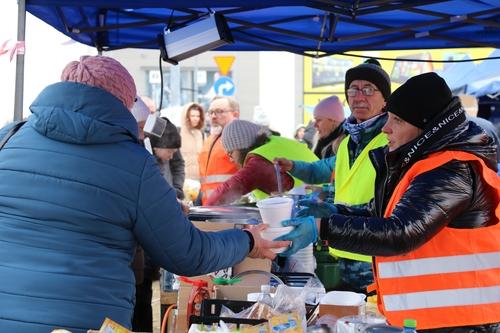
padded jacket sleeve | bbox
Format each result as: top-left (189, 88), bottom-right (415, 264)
top-left (133, 155), bottom-right (250, 276)
top-left (291, 156), bottom-right (335, 184)
top-left (323, 162), bottom-right (473, 256)
top-left (206, 155), bottom-right (294, 205)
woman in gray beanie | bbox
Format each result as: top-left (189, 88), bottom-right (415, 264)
top-left (206, 119), bottom-right (318, 205)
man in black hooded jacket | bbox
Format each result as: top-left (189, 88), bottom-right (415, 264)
top-left (278, 72), bottom-right (500, 333)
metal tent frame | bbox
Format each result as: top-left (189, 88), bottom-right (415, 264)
top-left (13, 0), bottom-right (500, 120)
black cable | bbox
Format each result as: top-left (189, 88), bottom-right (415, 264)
top-left (167, 9), bottom-right (175, 30)
top-left (158, 53), bottom-right (163, 112)
top-left (335, 52), bottom-right (500, 63)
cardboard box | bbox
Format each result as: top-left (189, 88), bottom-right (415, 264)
top-left (318, 303), bottom-right (363, 318)
top-left (173, 220), bottom-right (273, 331)
top-left (213, 284), bottom-right (276, 301)
top-left (192, 220), bottom-right (240, 232)
top-left (160, 290), bottom-right (178, 305)
top-left (233, 257), bottom-right (272, 286)
top-left (192, 220), bottom-right (272, 287)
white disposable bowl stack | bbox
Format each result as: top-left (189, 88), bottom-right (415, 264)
top-left (260, 226), bottom-right (294, 253)
top-left (257, 197), bottom-right (295, 253)
top-left (256, 197), bottom-right (294, 227)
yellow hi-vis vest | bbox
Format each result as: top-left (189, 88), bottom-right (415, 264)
top-left (248, 136), bottom-right (318, 200)
top-left (330, 132), bottom-right (388, 262)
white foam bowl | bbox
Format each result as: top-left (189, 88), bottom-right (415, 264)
top-left (261, 226), bottom-right (294, 253)
top-left (256, 197), bottom-right (294, 227)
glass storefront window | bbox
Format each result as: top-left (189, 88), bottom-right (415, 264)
top-left (148, 68), bottom-right (221, 111)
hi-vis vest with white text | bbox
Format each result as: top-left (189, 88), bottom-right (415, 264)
top-left (198, 134), bottom-right (238, 205)
top-left (249, 136), bottom-right (318, 200)
top-left (374, 150), bottom-right (500, 329)
top-left (330, 132), bottom-right (388, 262)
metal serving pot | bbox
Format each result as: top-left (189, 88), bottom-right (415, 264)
top-left (188, 205), bottom-right (261, 224)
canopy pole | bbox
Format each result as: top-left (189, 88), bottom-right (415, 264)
top-left (14, 0), bottom-right (26, 121)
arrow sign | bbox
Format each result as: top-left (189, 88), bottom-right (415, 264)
top-left (213, 76), bottom-right (235, 96)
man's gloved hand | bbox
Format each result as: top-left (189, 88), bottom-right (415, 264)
top-left (274, 216), bottom-right (318, 256)
top-left (296, 199), bottom-right (338, 218)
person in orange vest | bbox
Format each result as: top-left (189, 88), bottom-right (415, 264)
top-left (198, 96), bottom-right (240, 205)
top-left (277, 72), bottom-right (500, 332)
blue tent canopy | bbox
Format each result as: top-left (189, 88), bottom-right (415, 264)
top-left (25, 0), bottom-right (500, 56)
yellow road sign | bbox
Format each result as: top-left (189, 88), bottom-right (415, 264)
top-left (214, 56), bottom-right (235, 76)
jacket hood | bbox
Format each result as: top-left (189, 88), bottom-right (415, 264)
top-left (387, 97), bottom-right (498, 171)
top-left (29, 82), bottom-right (139, 145)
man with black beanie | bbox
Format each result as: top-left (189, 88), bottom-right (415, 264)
top-left (328, 58), bottom-right (391, 293)
top-left (279, 72), bottom-right (500, 332)
top-left (276, 59), bottom-right (392, 293)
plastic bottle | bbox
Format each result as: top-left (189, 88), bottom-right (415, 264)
top-left (403, 319), bottom-right (417, 333)
top-left (256, 284), bottom-right (273, 307)
top-left (160, 269), bottom-right (175, 291)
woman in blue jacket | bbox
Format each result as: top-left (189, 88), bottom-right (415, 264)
top-left (0, 56), bottom-right (287, 333)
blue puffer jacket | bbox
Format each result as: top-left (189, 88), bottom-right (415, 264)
top-left (0, 82), bottom-right (250, 333)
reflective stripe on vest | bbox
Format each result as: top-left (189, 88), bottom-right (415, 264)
top-left (249, 136), bottom-right (318, 200)
top-left (198, 134), bottom-right (238, 205)
top-left (330, 132), bottom-right (388, 262)
top-left (374, 150), bottom-right (500, 329)
top-left (200, 174), bottom-right (234, 184)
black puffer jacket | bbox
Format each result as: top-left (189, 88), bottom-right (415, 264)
top-left (321, 97), bottom-right (498, 257)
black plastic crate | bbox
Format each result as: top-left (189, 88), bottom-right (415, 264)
top-left (189, 299), bottom-right (266, 328)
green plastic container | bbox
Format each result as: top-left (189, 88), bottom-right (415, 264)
top-left (314, 240), bottom-right (342, 290)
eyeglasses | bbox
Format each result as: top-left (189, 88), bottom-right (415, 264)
top-left (209, 108), bottom-right (231, 116)
top-left (347, 86), bottom-right (379, 97)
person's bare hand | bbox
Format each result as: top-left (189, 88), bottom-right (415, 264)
top-left (245, 224), bottom-right (291, 260)
top-left (274, 158), bottom-right (294, 172)
top-left (177, 198), bottom-right (190, 215)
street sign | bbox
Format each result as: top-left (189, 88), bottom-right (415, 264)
top-left (214, 56), bottom-right (235, 76)
top-left (213, 76), bottom-right (235, 96)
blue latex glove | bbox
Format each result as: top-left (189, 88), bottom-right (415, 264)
top-left (275, 216), bottom-right (318, 256)
top-left (295, 199), bottom-right (338, 218)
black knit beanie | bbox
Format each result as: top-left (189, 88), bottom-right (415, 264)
top-left (345, 58), bottom-right (391, 101)
top-left (147, 117), bottom-right (181, 149)
top-left (386, 72), bottom-right (453, 129)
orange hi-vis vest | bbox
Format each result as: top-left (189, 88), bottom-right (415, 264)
top-left (198, 134), bottom-right (238, 205)
top-left (374, 150), bottom-right (500, 330)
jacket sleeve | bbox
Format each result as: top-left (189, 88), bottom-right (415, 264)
top-left (322, 162), bottom-right (473, 256)
top-left (291, 156), bottom-right (335, 184)
top-left (133, 155), bottom-right (250, 276)
top-left (206, 155), bottom-right (293, 205)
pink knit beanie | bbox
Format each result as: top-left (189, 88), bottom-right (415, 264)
top-left (313, 95), bottom-right (345, 123)
top-left (61, 55), bottom-right (136, 110)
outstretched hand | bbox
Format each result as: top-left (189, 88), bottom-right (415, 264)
top-left (296, 199), bottom-right (338, 218)
top-left (273, 158), bottom-right (294, 172)
top-left (274, 216), bottom-right (318, 256)
top-left (246, 224), bottom-right (291, 260)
